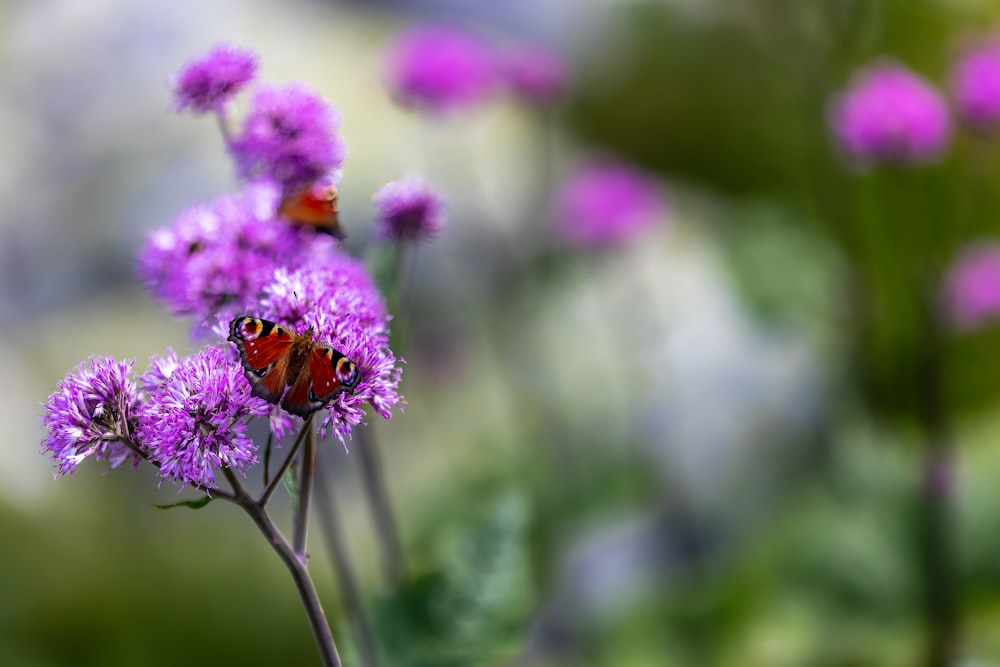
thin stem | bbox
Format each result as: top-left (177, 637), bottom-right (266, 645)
top-left (222, 467), bottom-right (343, 667)
top-left (293, 422), bottom-right (318, 563)
top-left (259, 420), bottom-right (311, 507)
top-left (315, 468), bottom-right (383, 667)
top-left (214, 103), bottom-right (234, 151)
top-left (356, 425), bottom-right (406, 585)
top-left (118, 436), bottom-right (237, 503)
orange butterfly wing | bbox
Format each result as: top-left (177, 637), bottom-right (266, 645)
top-left (278, 185), bottom-right (346, 240)
top-left (228, 317), bottom-right (299, 404)
top-left (281, 345), bottom-right (360, 417)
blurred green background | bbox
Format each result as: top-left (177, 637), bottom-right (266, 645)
top-left (8, 0), bottom-right (1000, 665)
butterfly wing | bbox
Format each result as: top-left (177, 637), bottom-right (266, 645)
top-left (278, 185), bottom-right (346, 240)
top-left (228, 317), bottom-right (299, 404)
top-left (281, 343), bottom-right (360, 417)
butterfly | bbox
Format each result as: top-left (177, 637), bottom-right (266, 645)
top-left (277, 183), bottom-right (346, 240)
top-left (228, 316), bottom-right (360, 417)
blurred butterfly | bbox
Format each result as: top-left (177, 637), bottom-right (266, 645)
top-left (228, 316), bottom-right (359, 417)
top-left (277, 183), bottom-right (346, 240)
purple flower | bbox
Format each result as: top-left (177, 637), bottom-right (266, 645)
top-left (172, 44), bottom-right (259, 114)
top-left (41, 357), bottom-right (141, 476)
top-left (951, 39), bottom-right (1000, 132)
top-left (551, 160), bottom-right (668, 247)
top-left (384, 25), bottom-right (499, 113)
top-left (372, 178), bottom-right (447, 242)
top-left (138, 185), bottom-right (337, 321)
top-left (252, 255), bottom-right (403, 443)
top-left (503, 45), bottom-right (570, 105)
top-left (231, 83), bottom-right (348, 193)
top-left (135, 346), bottom-right (269, 489)
top-left (829, 60), bottom-right (951, 165)
top-left (943, 241), bottom-right (1000, 330)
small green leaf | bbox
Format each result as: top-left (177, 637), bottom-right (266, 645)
top-left (283, 464), bottom-right (300, 514)
top-left (152, 496), bottom-right (215, 511)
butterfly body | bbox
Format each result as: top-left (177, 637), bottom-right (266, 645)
top-left (278, 184), bottom-right (346, 240)
top-left (228, 316), bottom-right (359, 417)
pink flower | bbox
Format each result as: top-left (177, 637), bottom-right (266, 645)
top-left (172, 44), bottom-right (258, 114)
top-left (951, 38), bottom-right (1000, 132)
top-left (943, 241), bottom-right (1000, 330)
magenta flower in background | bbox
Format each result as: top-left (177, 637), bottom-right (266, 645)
top-left (829, 60), bottom-right (951, 165)
top-left (253, 256), bottom-right (403, 443)
top-left (136, 346), bottom-right (269, 489)
top-left (951, 39), bottom-right (1000, 132)
top-left (231, 83), bottom-right (348, 192)
top-left (503, 45), bottom-right (570, 105)
top-left (372, 178), bottom-right (447, 242)
top-left (552, 160), bottom-right (668, 247)
top-left (172, 44), bottom-right (259, 114)
top-left (384, 25), bottom-right (499, 113)
top-left (943, 241), bottom-right (1000, 330)
top-left (42, 356), bottom-right (141, 476)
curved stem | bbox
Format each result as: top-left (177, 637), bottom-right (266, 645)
top-left (223, 466), bottom-right (343, 667)
top-left (118, 437), bottom-right (237, 503)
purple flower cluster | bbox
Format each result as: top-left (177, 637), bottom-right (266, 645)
top-left (252, 254), bottom-right (403, 443)
top-left (231, 83), bottom-right (349, 193)
top-left (384, 26), bottom-right (570, 112)
top-left (943, 241), bottom-right (1000, 330)
top-left (138, 184), bottom-right (337, 321)
top-left (372, 178), bottom-right (447, 242)
top-left (172, 44), bottom-right (259, 114)
top-left (551, 160), bottom-right (668, 247)
top-left (829, 60), bottom-right (951, 165)
top-left (136, 346), bottom-right (269, 488)
top-left (42, 357), bottom-right (140, 476)
top-left (951, 39), bottom-right (1000, 133)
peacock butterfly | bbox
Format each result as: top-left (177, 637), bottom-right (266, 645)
top-left (228, 316), bottom-right (359, 417)
top-left (277, 183), bottom-right (346, 240)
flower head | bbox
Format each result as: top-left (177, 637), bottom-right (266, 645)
top-left (551, 160), bottom-right (668, 247)
top-left (42, 357), bottom-right (141, 476)
top-left (138, 186), bottom-right (336, 321)
top-left (172, 44), bottom-right (259, 114)
top-left (951, 38), bottom-right (1000, 132)
top-left (829, 60), bottom-right (951, 165)
top-left (372, 178), bottom-right (447, 242)
top-left (253, 255), bottom-right (403, 443)
top-left (135, 346), bottom-right (269, 489)
top-left (503, 46), bottom-right (570, 105)
top-left (231, 83), bottom-right (348, 193)
top-left (384, 25), bottom-right (499, 113)
top-left (943, 241), bottom-right (1000, 330)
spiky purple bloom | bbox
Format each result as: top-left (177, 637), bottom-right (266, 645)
top-left (135, 346), bottom-right (269, 489)
top-left (384, 25), bottom-right (499, 113)
top-left (172, 44), bottom-right (259, 114)
top-left (42, 357), bottom-right (141, 476)
top-left (372, 178), bottom-right (446, 242)
top-left (943, 241), bottom-right (1000, 330)
top-left (138, 185), bottom-right (337, 321)
top-left (951, 39), bottom-right (1000, 133)
top-left (829, 60), bottom-right (951, 165)
top-left (230, 83), bottom-right (348, 193)
top-left (251, 254), bottom-right (403, 443)
top-left (551, 160), bottom-right (668, 247)
top-left (503, 46), bottom-right (570, 105)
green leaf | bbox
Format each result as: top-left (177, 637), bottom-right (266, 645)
top-left (152, 496), bottom-right (215, 511)
top-left (283, 464), bottom-right (300, 514)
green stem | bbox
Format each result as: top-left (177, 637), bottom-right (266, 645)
top-left (259, 419), bottom-right (311, 507)
top-left (355, 425), bottom-right (406, 585)
top-left (293, 423), bottom-right (317, 563)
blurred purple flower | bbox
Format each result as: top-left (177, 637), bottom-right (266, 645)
top-left (172, 44), bottom-right (259, 114)
top-left (136, 346), bottom-right (269, 489)
top-left (951, 39), bottom-right (1000, 132)
top-left (943, 241), bottom-right (1000, 330)
top-left (384, 25), bottom-right (499, 113)
top-left (231, 83), bottom-right (348, 192)
top-left (551, 160), bottom-right (668, 247)
top-left (503, 46), bottom-right (570, 105)
top-left (253, 255), bottom-right (403, 443)
top-left (138, 186), bottom-right (337, 321)
top-left (42, 357), bottom-right (141, 476)
top-left (829, 60), bottom-right (951, 165)
top-left (372, 178), bottom-right (446, 242)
